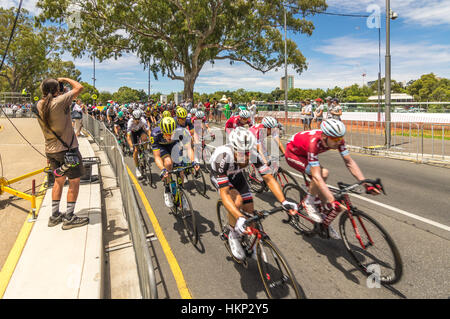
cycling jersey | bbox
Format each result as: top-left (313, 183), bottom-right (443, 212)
top-left (175, 117), bottom-right (194, 131)
top-left (150, 126), bottom-right (192, 162)
top-left (285, 129), bottom-right (349, 175)
top-left (210, 145), bottom-right (271, 204)
top-left (225, 115), bottom-right (252, 131)
top-left (190, 116), bottom-right (209, 125)
top-left (249, 123), bottom-right (279, 141)
top-left (114, 118), bottom-right (127, 130)
top-left (127, 117), bottom-right (149, 133)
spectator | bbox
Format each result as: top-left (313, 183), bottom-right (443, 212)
top-left (303, 99), bottom-right (313, 130)
top-left (204, 98), bottom-right (211, 121)
top-left (220, 95), bottom-right (230, 120)
top-left (248, 99), bottom-right (257, 125)
top-left (300, 101), bottom-right (306, 130)
top-left (325, 96), bottom-right (333, 119)
top-left (35, 77), bottom-right (89, 230)
top-left (330, 98), bottom-right (342, 121)
top-left (71, 99), bottom-right (84, 137)
top-left (212, 98), bottom-right (219, 123)
top-left (314, 98), bottom-right (324, 128)
top-left (12, 104), bottom-right (18, 118)
top-left (228, 97), bottom-right (236, 116)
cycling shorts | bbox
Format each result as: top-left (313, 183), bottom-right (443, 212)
top-left (210, 171), bottom-right (253, 205)
top-left (285, 147), bottom-right (312, 176)
top-left (131, 129), bottom-right (147, 146)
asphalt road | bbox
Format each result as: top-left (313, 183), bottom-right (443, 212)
top-left (125, 125), bottom-right (450, 299)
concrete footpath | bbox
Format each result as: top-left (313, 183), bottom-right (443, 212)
top-left (3, 136), bottom-right (103, 299)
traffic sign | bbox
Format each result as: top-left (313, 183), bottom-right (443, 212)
top-left (34, 96), bottom-right (39, 101)
top-left (92, 94), bottom-right (97, 100)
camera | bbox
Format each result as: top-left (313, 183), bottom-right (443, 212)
top-left (59, 81), bottom-right (65, 93)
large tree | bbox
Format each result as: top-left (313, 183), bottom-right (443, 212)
top-left (36, 0), bottom-right (326, 100)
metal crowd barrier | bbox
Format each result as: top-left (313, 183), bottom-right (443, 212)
top-left (251, 113), bottom-right (450, 164)
top-left (83, 115), bottom-right (158, 299)
top-left (0, 107), bottom-right (36, 118)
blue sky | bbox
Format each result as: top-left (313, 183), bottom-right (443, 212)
top-left (3, 0), bottom-right (450, 94)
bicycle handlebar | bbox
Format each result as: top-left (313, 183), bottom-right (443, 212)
top-left (167, 164), bottom-right (196, 175)
top-left (243, 206), bottom-right (285, 227)
top-left (336, 178), bottom-right (386, 198)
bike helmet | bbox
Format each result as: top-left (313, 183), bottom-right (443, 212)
top-left (190, 108), bottom-right (197, 115)
top-left (132, 109), bottom-right (142, 120)
top-left (176, 107), bottom-right (188, 119)
top-left (262, 116), bottom-right (278, 129)
top-left (239, 109), bottom-right (250, 119)
top-left (229, 127), bottom-right (256, 152)
top-left (195, 110), bottom-right (205, 119)
top-left (320, 119), bottom-right (346, 137)
top-left (160, 117), bottom-right (176, 134)
top-left (118, 111), bottom-right (124, 118)
top-left (162, 110), bottom-right (171, 118)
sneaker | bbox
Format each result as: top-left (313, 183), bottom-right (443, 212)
top-left (228, 230), bottom-right (246, 260)
top-left (48, 213), bottom-right (64, 227)
top-left (328, 225), bottom-right (341, 240)
top-left (164, 192), bottom-right (174, 208)
top-left (62, 214), bottom-right (89, 230)
top-left (135, 168), bottom-right (142, 179)
top-left (302, 196), bottom-right (323, 223)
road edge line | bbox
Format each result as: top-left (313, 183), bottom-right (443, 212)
top-left (0, 178), bottom-right (47, 298)
top-left (126, 165), bottom-right (193, 299)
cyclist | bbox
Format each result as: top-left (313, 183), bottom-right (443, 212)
top-left (113, 111), bottom-right (127, 137)
top-left (174, 107), bottom-right (194, 135)
top-left (187, 108), bottom-right (197, 120)
top-left (225, 109), bottom-right (253, 134)
top-left (126, 109), bottom-right (152, 179)
top-left (285, 119), bottom-right (381, 238)
top-left (106, 105), bottom-right (116, 127)
top-left (210, 127), bottom-right (298, 260)
top-left (250, 116), bottom-right (285, 165)
top-left (151, 117), bottom-right (200, 207)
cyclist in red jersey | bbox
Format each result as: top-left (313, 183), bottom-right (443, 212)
top-left (250, 116), bottom-right (285, 165)
top-left (285, 119), bottom-right (381, 236)
top-left (225, 109), bottom-right (252, 134)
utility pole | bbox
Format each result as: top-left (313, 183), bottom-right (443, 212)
top-left (284, 6), bottom-right (288, 126)
top-left (92, 52), bottom-right (96, 90)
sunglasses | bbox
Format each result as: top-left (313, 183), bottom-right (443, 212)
top-left (327, 136), bottom-right (343, 142)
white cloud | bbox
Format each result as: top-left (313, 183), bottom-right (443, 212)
top-left (0, 0), bottom-right (41, 15)
top-left (327, 0), bottom-right (450, 27)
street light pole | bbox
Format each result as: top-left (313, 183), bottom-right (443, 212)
top-left (385, 0), bottom-right (392, 148)
top-left (284, 6), bottom-right (288, 126)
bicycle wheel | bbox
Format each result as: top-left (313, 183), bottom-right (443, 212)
top-left (256, 238), bottom-right (302, 299)
top-left (339, 208), bottom-right (403, 285)
top-left (216, 200), bottom-right (245, 265)
top-left (177, 189), bottom-right (198, 245)
top-left (244, 164), bottom-right (266, 193)
top-left (201, 146), bottom-right (212, 173)
top-left (276, 167), bottom-right (299, 189)
top-left (282, 183), bottom-right (315, 235)
top-left (144, 151), bottom-right (154, 185)
top-left (187, 167), bottom-right (207, 196)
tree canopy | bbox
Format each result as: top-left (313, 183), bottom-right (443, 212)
top-left (36, 0), bottom-right (327, 100)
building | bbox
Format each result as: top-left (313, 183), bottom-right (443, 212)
top-left (368, 93), bottom-right (414, 102)
top-left (280, 75), bottom-right (294, 91)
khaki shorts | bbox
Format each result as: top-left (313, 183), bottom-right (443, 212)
top-left (46, 148), bottom-right (85, 180)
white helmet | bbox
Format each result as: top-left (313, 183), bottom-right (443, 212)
top-left (229, 127), bottom-right (256, 152)
top-left (195, 110), bottom-right (205, 119)
top-left (239, 109), bottom-right (250, 119)
top-left (132, 109), bottom-right (142, 120)
top-left (320, 119), bottom-right (346, 137)
top-left (262, 116), bottom-right (278, 128)
top-left (190, 108), bottom-right (197, 115)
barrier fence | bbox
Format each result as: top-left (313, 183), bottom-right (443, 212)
top-left (82, 115), bottom-right (158, 299)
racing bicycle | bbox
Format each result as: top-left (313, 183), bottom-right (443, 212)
top-left (282, 174), bottom-right (403, 285)
top-left (216, 201), bottom-right (303, 299)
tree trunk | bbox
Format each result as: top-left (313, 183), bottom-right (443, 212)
top-left (183, 74), bottom-right (195, 102)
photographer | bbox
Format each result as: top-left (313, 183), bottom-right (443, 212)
top-left (35, 77), bottom-right (89, 230)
